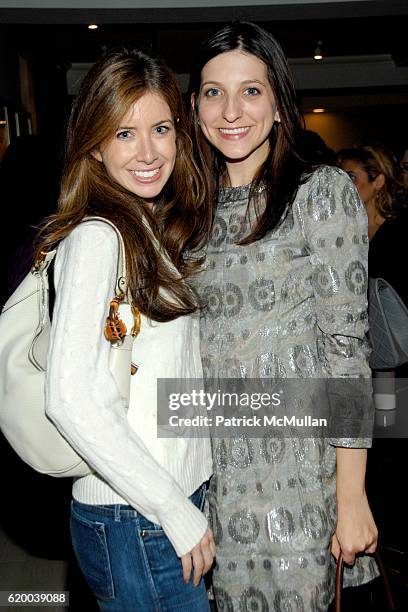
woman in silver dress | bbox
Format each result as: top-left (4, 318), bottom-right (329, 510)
top-left (189, 22), bottom-right (378, 611)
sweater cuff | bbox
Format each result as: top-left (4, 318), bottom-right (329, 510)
top-left (159, 495), bottom-right (208, 557)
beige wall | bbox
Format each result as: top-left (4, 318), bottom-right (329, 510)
top-left (304, 106), bottom-right (407, 154)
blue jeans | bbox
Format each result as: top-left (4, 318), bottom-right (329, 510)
top-left (70, 486), bottom-right (210, 612)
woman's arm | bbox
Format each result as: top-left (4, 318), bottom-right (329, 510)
top-left (332, 447), bottom-right (377, 563)
top-left (298, 166), bottom-right (377, 559)
top-left (46, 221), bottom-right (209, 557)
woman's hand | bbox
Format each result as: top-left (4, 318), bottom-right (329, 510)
top-left (331, 490), bottom-right (378, 565)
top-left (181, 527), bottom-right (216, 585)
top-left (333, 447), bottom-right (378, 565)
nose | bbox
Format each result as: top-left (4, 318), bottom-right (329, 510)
top-left (222, 94), bottom-right (243, 123)
top-left (136, 134), bottom-right (158, 165)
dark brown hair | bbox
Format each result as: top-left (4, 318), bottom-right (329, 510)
top-left (337, 145), bottom-right (406, 219)
top-left (189, 21), bottom-right (312, 245)
top-left (37, 49), bottom-right (211, 321)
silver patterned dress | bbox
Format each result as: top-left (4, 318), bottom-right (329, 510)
top-left (196, 167), bottom-right (378, 611)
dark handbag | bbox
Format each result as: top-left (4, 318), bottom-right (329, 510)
top-left (368, 277), bottom-right (408, 370)
top-left (335, 551), bottom-right (395, 611)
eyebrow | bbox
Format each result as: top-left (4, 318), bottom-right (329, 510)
top-left (201, 79), bottom-right (266, 87)
top-left (117, 118), bottom-right (173, 129)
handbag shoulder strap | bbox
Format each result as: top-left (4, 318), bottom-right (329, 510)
top-left (81, 216), bottom-right (128, 300)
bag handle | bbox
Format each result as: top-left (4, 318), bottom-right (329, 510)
top-left (335, 551), bottom-right (395, 611)
top-left (81, 216), bottom-right (128, 300)
top-left (34, 216), bottom-right (140, 345)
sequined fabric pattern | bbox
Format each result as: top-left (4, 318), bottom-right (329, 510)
top-left (195, 167), bottom-right (377, 611)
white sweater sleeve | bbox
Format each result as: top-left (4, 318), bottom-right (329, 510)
top-left (45, 221), bottom-right (207, 556)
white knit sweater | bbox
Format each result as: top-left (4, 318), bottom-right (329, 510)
top-left (45, 221), bottom-right (212, 557)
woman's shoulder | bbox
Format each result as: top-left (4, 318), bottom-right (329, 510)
top-left (57, 219), bottom-right (120, 275)
top-left (66, 218), bottom-right (119, 242)
top-left (61, 218), bottom-right (119, 255)
top-left (300, 164), bottom-right (350, 191)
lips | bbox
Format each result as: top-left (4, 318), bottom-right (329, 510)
top-left (218, 126), bottom-right (251, 140)
top-left (219, 127), bottom-right (250, 135)
top-left (129, 167), bottom-right (162, 183)
top-left (131, 168), bottom-right (160, 178)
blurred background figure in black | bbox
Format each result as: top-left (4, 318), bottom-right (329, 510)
top-left (0, 134), bottom-right (60, 306)
top-left (296, 128), bottom-right (337, 166)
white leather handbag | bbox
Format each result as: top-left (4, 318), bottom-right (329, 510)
top-left (0, 217), bottom-right (140, 477)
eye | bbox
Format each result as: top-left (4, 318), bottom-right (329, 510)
top-left (204, 87), bottom-right (221, 98)
top-left (347, 172), bottom-right (357, 183)
top-left (154, 125), bottom-right (171, 135)
top-left (116, 130), bottom-right (132, 140)
top-left (244, 87), bottom-right (260, 96)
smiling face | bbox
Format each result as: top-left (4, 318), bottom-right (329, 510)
top-left (196, 50), bottom-right (279, 185)
top-left (94, 91), bottom-right (176, 204)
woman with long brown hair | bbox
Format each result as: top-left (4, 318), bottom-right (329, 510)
top-left (41, 49), bottom-right (215, 611)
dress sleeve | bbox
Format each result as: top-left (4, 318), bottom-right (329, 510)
top-left (295, 166), bottom-right (373, 447)
top-left (45, 221), bottom-right (207, 556)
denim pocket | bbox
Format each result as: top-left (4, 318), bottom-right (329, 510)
top-left (70, 505), bottom-right (115, 601)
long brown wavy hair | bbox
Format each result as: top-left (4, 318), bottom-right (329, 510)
top-left (37, 49), bottom-right (211, 322)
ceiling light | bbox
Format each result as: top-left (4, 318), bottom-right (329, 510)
top-left (313, 41), bottom-right (323, 61)
top-left (312, 108), bottom-right (325, 114)
top-left (0, 120), bottom-right (7, 125)
top-left (88, 24), bottom-right (98, 30)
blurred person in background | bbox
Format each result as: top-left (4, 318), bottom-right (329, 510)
top-left (338, 145), bottom-right (407, 305)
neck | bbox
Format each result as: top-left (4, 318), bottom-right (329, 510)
top-left (224, 139), bottom-right (270, 187)
top-left (225, 159), bottom-right (257, 188)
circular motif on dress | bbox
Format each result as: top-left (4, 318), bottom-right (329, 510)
top-left (214, 587), bottom-right (234, 612)
top-left (228, 435), bottom-right (254, 468)
top-left (209, 504), bottom-right (223, 545)
top-left (248, 279), bottom-right (275, 311)
top-left (239, 587), bottom-right (269, 612)
top-left (255, 352), bottom-right (286, 378)
top-left (265, 507), bottom-right (295, 544)
top-left (345, 260), bottom-right (367, 295)
top-left (226, 213), bottom-right (248, 244)
top-left (288, 345), bottom-right (318, 377)
top-left (203, 286), bottom-right (222, 318)
top-left (311, 582), bottom-right (331, 611)
top-left (224, 283), bottom-right (244, 318)
top-left (307, 187), bottom-right (336, 221)
top-left (341, 183), bottom-right (359, 217)
top-left (274, 590), bottom-right (305, 612)
top-left (210, 216), bottom-right (228, 248)
top-left (313, 264), bottom-right (340, 298)
top-left (299, 504), bottom-right (328, 539)
top-left (228, 510), bottom-right (260, 544)
top-left (260, 432), bottom-right (285, 464)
